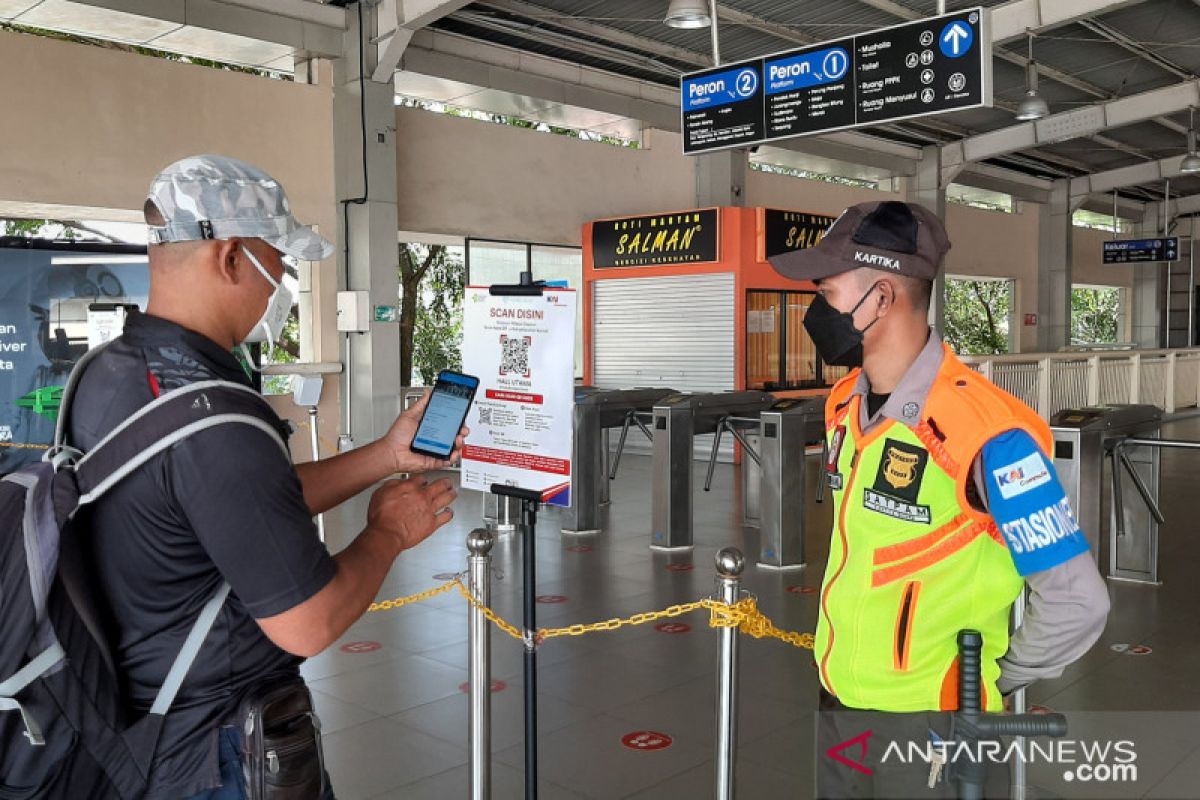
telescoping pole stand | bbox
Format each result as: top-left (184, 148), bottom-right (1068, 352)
top-left (952, 630), bottom-right (1068, 800)
top-left (713, 548), bottom-right (744, 800)
top-left (491, 483), bottom-right (543, 800)
top-left (466, 529), bottom-right (495, 800)
top-left (486, 272), bottom-right (550, 799)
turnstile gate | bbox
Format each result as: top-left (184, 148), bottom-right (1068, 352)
top-left (560, 387), bottom-right (676, 534)
top-left (651, 391), bottom-right (776, 550)
top-left (1050, 405), bottom-right (1164, 584)
top-left (749, 398), bottom-right (826, 570)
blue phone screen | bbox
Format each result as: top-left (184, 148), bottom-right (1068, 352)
top-left (413, 373), bottom-right (477, 455)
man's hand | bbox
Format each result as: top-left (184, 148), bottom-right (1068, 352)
top-left (382, 391), bottom-right (470, 474)
top-left (367, 476), bottom-right (458, 552)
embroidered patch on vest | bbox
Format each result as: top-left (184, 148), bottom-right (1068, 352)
top-left (864, 438), bottom-right (931, 523)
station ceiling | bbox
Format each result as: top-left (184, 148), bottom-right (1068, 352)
top-left (5, 0), bottom-right (1200, 209)
top-left (424, 0), bottom-right (1200, 204)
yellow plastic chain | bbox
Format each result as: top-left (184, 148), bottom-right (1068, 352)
top-left (368, 579), bottom-right (460, 612)
top-left (369, 579), bottom-right (814, 651)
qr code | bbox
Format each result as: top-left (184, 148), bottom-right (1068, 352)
top-left (499, 335), bottom-right (531, 377)
top-left (478, 407), bottom-right (492, 424)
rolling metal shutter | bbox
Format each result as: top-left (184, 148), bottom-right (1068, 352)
top-left (593, 273), bottom-right (736, 461)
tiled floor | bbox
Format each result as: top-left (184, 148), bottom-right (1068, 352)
top-left (306, 417), bottom-right (1200, 799)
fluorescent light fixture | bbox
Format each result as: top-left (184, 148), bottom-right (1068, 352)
top-left (665, 0), bottom-right (711, 29)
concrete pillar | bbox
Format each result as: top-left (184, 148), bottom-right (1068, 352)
top-left (909, 145), bottom-right (952, 337)
top-left (695, 149), bottom-right (747, 207)
top-left (1035, 181), bottom-right (1076, 352)
top-left (333, 7), bottom-right (402, 447)
top-left (1131, 202), bottom-right (1165, 349)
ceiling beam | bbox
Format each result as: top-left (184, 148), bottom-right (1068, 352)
top-left (1170, 192), bottom-right (1200, 216)
top-left (400, 29), bottom-right (682, 129)
top-left (65, 0), bottom-right (345, 56)
top-left (1078, 18), bottom-right (1194, 81)
top-left (1069, 153), bottom-right (1192, 198)
top-left (474, 0), bottom-right (711, 69)
top-left (989, 0), bottom-right (1150, 44)
top-left (374, 0), bottom-right (475, 82)
top-left (853, 0), bottom-right (1149, 43)
top-left (947, 79), bottom-right (1200, 168)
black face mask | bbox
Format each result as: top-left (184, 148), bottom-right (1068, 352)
top-left (803, 283), bottom-right (881, 368)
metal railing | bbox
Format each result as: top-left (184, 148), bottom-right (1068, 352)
top-left (960, 348), bottom-right (1200, 418)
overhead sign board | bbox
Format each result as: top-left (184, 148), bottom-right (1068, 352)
top-left (1102, 238), bottom-right (1179, 264)
top-left (591, 209), bottom-right (719, 268)
top-left (681, 8), bottom-right (990, 154)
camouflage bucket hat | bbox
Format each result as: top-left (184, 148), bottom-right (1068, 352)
top-left (145, 154), bottom-right (334, 261)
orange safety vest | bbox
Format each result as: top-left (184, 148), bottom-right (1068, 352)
top-left (815, 344), bottom-right (1052, 712)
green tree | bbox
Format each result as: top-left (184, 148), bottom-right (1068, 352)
top-left (398, 244), bottom-right (465, 385)
top-left (1071, 287), bottom-right (1121, 345)
top-left (3, 218), bottom-right (116, 242)
top-left (943, 278), bottom-right (1011, 355)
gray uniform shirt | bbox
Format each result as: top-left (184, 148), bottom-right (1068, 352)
top-left (849, 331), bottom-right (1110, 695)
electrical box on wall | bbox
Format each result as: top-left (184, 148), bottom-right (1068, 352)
top-left (337, 291), bottom-right (371, 332)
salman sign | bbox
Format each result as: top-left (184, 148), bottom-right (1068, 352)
top-left (591, 209), bottom-right (719, 268)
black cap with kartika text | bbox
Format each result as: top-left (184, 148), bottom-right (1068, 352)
top-left (767, 200), bottom-right (951, 282)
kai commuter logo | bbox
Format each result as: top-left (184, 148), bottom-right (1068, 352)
top-left (992, 452), bottom-right (1051, 499)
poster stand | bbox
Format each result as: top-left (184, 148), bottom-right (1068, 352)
top-left (488, 272), bottom-right (546, 800)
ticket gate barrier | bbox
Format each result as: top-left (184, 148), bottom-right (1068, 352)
top-left (743, 398), bottom-right (826, 570)
top-left (1050, 405), bottom-right (1164, 584)
top-left (560, 387), bottom-right (677, 534)
top-left (651, 391), bottom-right (776, 549)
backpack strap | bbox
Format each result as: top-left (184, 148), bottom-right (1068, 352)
top-left (72, 380), bottom-right (289, 506)
top-left (0, 642), bottom-right (66, 746)
top-left (50, 340), bottom-right (114, 457)
top-left (150, 582), bottom-right (231, 718)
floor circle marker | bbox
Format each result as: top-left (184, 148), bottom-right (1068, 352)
top-left (621, 731), bottom-right (673, 751)
top-left (537, 594), bottom-right (568, 604)
top-left (460, 679), bottom-right (507, 694)
top-left (340, 641), bottom-right (382, 654)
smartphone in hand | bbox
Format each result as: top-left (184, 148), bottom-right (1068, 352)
top-left (410, 370), bottom-right (480, 459)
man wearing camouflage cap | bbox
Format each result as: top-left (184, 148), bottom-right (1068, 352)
top-left (68, 155), bottom-right (462, 799)
top-left (768, 201), bottom-right (1109, 797)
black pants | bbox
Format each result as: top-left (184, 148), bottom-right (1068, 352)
top-left (816, 690), bottom-right (1011, 800)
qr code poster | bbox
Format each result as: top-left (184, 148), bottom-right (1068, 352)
top-left (499, 335), bottom-right (532, 378)
top-left (461, 287), bottom-right (577, 507)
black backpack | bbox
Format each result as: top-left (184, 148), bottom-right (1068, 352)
top-left (0, 345), bottom-right (289, 799)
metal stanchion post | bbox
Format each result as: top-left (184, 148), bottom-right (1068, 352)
top-left (491, 483), bottom-right (543, 800)
top-left (467, 529), bottom-right (494, 800)
top-left (1011, 591), bottom-right (1027, 800)
top-left (309, 406), bottom-right (325, 543)
top-left (714, 547), bottom-right (744, 800)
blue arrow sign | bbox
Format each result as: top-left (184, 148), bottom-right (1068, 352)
top-left (940, 21), bottom-right (973, 58)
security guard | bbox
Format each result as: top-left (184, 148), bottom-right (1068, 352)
top-left (768, 201), bottom-right (1110, 798)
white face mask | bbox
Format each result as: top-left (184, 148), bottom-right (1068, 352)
top-left (238, 247), bottom-right (296, 374)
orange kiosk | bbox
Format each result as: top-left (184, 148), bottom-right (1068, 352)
top-left (581, 206), bottom-right (847, 397)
